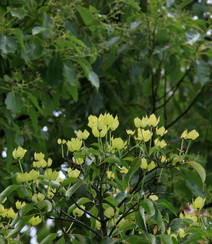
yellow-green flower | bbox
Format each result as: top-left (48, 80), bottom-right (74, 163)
top-left (107, 171), bottom-right (115, 179)
top-left (13, 146), bottom-right (27, 159)
top-left (15, 201), bottom-right (26, 209)
top-left (73, 205), bottom-right (85, 217)
top-left (181, 130), bottom-right (188, 139)
top-left (140, 158), bottom-right (148, 169)
top-left (156, 126), bottom-right (167, 136)
top-left (104, 206), bottom-right (115, 218)
top-left (47, 158), bottom-right (52, 167)
top-left (77, 129), bottom-right (90, 140)
top-left (103, 113), bottom-right (114, 126)
top-left (109, 116), bottom-right (119, 131)
top-left (67, 138), bottom-right (82, 152)
top-left (88, 115), bottom-right (98, 128)
top-left (37, 193), bottom-right (45, 201)
top-left (140, 116), bottom-right (149, 128)
top-left (119, 166), bottom-right (128, 174)
top-left (193, 196), bottom-right (205, 210)
top-left (140, 129), bottom-right (153, 142)
top-left (34, 152), bottom-right (44, 161)
top-left (177, 228), bottom-right (186, 238)
top-left (149, 195), bottom-right (158, 201)
top-left (28, 216), bottom-right (42, 226)
top-left (92, 126), bottom-right (99, 137)
top-left (187, 130), bottom-right (199, 140)
top-left (134, 117), bottom-right (142, 128)
top-left (148, 161), bottom-right (155, 171)
top-left (68, 168), bottom-right (80, 178)
top-left (29, 169), bottom-right (39, 181)
top-left (7, 208), bottom-right (16, 219)
top-left (126, 130), bottom-right (135, 135)
top-left (112, 138), bottom-right (124, 150)
top-left (72, 157), bottom-right (84, 165)
top-left (44, 169), bottom-right (59, 180)
top-left (148, 114), bottom-right (160, 127)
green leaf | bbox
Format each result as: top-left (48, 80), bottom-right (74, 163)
top-left (68, 197), bottom-right (91, 214)
top-left (0, 185), bottom-right (20, 204)
top-left (66, 84), bottom-right (78, 102)
top-left (5, 92), bottom-right (24, 113)
top-left (57, 236), bottom-right (65, 244)
top-left (46, 52), bottom-right (63, 87)
top-left (186, 29), bottom-right (203, 45)
top-left (57, 237), bottom-right (65, 244)
top-left (32, 27), bottom-right (48, 35)
top-left (125, 158), bottom-right (141, 186)
top-left (78, 60), bottom-right (99, 89)
top-left (136, 207), bottom-right (148, 236)
top-left (167, 0), bottom-right (175, 7)
top-left (187, 233), bottom-right (205, 243)
top-left (156, 199), bottom-right (177, 216)
top-left (159, 234), bottom-right (173, 244)
top-left (177, 0), bottom-right (193, 9)
top-left (194, 60), bottom-right (210, 86)
top-left (89, 205), bottom-right (98, 239)
top-left (11, 28), bottom-right (26, 53)
top-left (10, 8), bottom-right (27, 19)
top-left (86, 67), bottom-right (99, 90)
top-left (150, 146), bottom-right (166, 157)
top-left (101, 237), bottom-right (116, 244)
top-left (61, 178), bottom-right (81, 187)
top-left (103, 156), bottom-right (129, 168)
top-left (43, 93), bottom-right (54, 117)
top-left (103, 46), bottom-right (118, 71)
top-left (154, 203), bottom-right (165, 233)
top-left (8, 215), bottom-right (33, 238)
top-left (40, 233), bottom-right (59, 244)
top-left (186, 161), bottom-right (206, 183)
top-left (44, 200), bottom-right (53, 212)
top-left (28, 105), bottom-right (39, 132)
top-left (76, 6), bottom-right (97, 32)
top-left (25, 91), bottom-right (43, 115)
top-left (0, 34), bottom-right (17, 57)
top-left (125, 236), bottom-right (150, 243)
top-left (21, 42), bottom-right (44, 63)
top-left (126, 0), bottom-right (141, 10)
top-left (65, 182), bottom-right (83, 198)
top-left (68, 35), bottom-right (87, 48)
top-left (63, 61), bottom-right (79, 86)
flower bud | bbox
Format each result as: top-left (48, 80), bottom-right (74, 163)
top-left (112, 138), bottom-right (124, 150)
top-left (68, 168), bottom-right (80, 178)
top-left (73, 205), bottom-right (85, 217)
top-left (148, 114), bottom-right (160, 127)
top-left (13, 147), bottom-right (27, 159)
top-left (187, 130), bottom-right (199, 140)
top-left (140, 158), bottom-right (148, 169)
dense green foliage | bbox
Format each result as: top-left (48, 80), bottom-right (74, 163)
top-left (1, 0), bottom-right (212, 242)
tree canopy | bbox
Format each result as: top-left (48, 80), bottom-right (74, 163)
top-left (1, 0), bottom-right (212, 242)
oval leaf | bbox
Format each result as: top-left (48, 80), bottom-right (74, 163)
top-left (186, 161), bottom-right (206, 183)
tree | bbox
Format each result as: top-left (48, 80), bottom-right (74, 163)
top-left (0, 0), bottom-right (212, 242)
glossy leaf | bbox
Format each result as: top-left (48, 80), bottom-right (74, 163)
top-left (156, 199), bottom-right (177, 216)
top-left (0, 185), bottom-right (20, 204)
top-left (63, 61), bottom-right (79, 86)
top-left (40, 233), bottom-right (59, 244)
top-left (68, 197), bottom-right (91, 214)
top-left (186, 161), bottom-right (206, 183)
top-left (65, 182), bottom-right (83, 198)
top-left (194, 59), bottom-right (210, 86)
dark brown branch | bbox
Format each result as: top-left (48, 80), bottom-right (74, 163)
top-left (69, 195), bottom-right (100, 222)
top-left (60, 209), bottom-right (102, 238)
top-left (155, 66), bottom-right (191, 103)
top-left (166, 86), bottom-right (205, 129)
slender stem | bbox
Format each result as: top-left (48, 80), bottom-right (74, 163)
top-left (69, 195), bottom-right (100, 222)
top-left (60, 209), bottom-right (102, 238)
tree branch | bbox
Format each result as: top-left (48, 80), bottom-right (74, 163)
top-left (166, 86), bottom-right (205, 129)
top-left (60, 209), bottom-right (102, 238)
